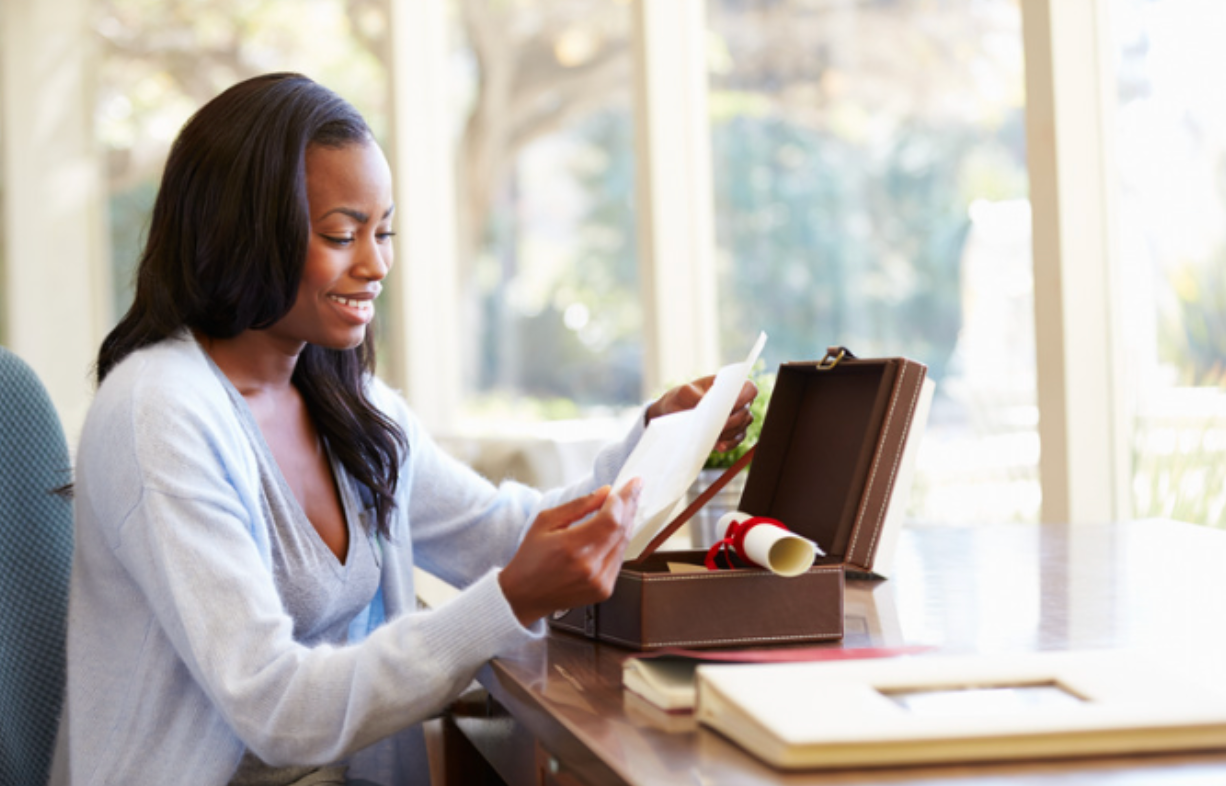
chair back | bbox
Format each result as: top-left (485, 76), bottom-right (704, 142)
top-left (0, 347), bottom-right (73, 785)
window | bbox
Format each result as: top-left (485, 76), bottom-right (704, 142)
top-left (1110, 0), bottom-right (1226, 528)
top-left (7, 0), bottom-right (1214, 530)
top-left (447, 1), bottom-right (643, 422)
top-left (706, 0), bottom-right (1034, 523)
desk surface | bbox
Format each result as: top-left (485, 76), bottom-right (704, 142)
top-left (470, 521), bottom-right (1226, 785)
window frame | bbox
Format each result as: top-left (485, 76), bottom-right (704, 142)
top-left (1020, 0), bottom-right (1130, 524)
top-left (0, 0), bottom-right (110, 444)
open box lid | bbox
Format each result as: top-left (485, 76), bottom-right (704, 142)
top-left (626, 348), bottom-right (932, 578)
top-left (737, 350), bottom-right (931, 577)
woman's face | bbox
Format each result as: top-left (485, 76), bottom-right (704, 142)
top-left (269, 139), bottom-right (395, 351)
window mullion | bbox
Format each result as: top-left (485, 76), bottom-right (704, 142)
top-left (631, 0), bottom-right (720, 397)
top-left (1, 0), bottom-right (108, 442)
top-left (385, 0), bottom-right (460, 429)
top-left (1022, 0), bottom-right (1128, 524)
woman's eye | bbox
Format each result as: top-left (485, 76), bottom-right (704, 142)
top-left (377, 231), bottom-right (397, 242)
top-left (323, 235), bottom-right (354, 246)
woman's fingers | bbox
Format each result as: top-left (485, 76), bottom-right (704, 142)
top-left (572, 479), bottom-right (640, 593)
top-left (714, 380), bottom-right (759, 451)
top-left (498, 480), bottom-right (642, 627)
top-left (531, 485), bottom-right (611, 533)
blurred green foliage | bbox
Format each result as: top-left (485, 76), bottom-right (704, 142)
top-left (474, 110), bottom-right (643, 409)
top-left (710, 114), bottom-right (1022, 385)
top-left (1162, 252), bottom-right (1226, 388)
top-left (705, 364), bottom-right (776, 470)
top-left (477, 107), bottom-right (1026, 413)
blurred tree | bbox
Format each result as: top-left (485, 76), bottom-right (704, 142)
top-left (458, 0), bottom-right (1029, 407)
top-left (452, 0), bottom-right (632, 282)
top-left (706, 0), bottom-right (1027, 381)
top-left (1163, 252), bottom-right (1226, 387)
top-left (472, 109), bottom-right (642, 409)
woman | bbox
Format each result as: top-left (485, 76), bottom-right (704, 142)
top-left (58, 73), bottom-right (753, 785)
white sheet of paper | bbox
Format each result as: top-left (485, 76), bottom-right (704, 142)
top-left (617, 332), bottom-right (767, 559)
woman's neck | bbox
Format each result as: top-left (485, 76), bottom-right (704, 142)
top-left (195, 329), bottom-right (304, 398)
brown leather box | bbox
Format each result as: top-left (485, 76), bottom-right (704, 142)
top-left (550, 349), bottom-right (929, 651)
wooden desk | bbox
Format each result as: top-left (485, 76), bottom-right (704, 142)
top-left (444, 521), bottom-right (1226, 785)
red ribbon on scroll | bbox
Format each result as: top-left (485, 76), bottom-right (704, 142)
top-left (704, 514), bottom-right (789, 571)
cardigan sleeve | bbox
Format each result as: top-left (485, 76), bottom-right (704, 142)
top-left (366, 378), bottom-right (646, 591)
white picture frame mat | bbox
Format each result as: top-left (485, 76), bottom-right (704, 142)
top-left (696, 650), bottom-right (1226, 769)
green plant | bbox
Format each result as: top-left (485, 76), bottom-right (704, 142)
top-left (704, 365), bottom-right (775, 470)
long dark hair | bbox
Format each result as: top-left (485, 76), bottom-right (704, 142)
top-left (98, 72), bottom-right (406, 538)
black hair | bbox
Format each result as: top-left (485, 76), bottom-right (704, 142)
top-left (98, 72), bottom-right (406, 538)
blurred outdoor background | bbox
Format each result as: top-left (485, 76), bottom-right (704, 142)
top-left (4, 0), bottom-right (1222, 530)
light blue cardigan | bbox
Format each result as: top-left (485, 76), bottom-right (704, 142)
top-left (55, 332), bottom-right (643, 785)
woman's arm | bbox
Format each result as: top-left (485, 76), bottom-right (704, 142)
top-left (375, 376), bottom-right (757, 621)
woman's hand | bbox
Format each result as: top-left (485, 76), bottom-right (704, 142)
top-left (498, 480), bottom-right (643, 627)
top-left (645, 376), bottom-right (759, 453)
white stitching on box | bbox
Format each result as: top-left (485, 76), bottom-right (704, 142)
top-left (599, 631), bottom-right (843, 649)
top-left (619, 566), bottom-right (843, 583)
top-left (848, 363), bottom-right (906, 562)
top-left (864, 366), bottom-right (922, 565)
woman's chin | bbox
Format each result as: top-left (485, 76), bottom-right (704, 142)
top-left (311, 329), bottom-right (369, 352)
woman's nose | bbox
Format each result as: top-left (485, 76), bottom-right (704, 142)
top-left (355, 237), bottom-right (391, 280)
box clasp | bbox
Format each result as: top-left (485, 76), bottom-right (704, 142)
top-left (819, 345), bottom-right (857, 370)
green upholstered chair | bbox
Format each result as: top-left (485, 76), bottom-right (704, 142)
top-left (0, 347), bottom-right (73, 785)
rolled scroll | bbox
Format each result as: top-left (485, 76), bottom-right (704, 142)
top-left (706, 511), bottom-right (824, 577)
